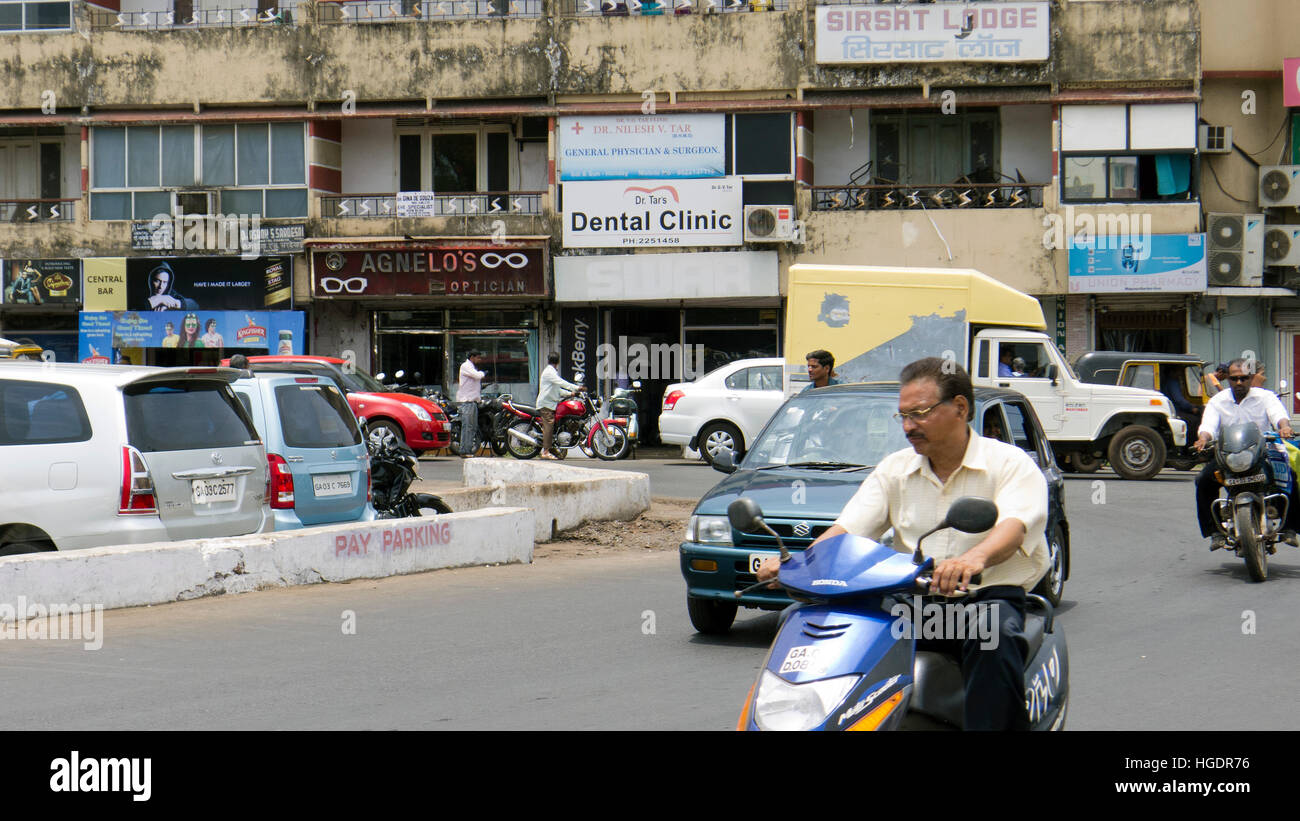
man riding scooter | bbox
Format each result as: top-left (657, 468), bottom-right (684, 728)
top-left (1193, 358), bottom-right (1298, 550)
top-left (757, 358), bottom-right (1048, 730)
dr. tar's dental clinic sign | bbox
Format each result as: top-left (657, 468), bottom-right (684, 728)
top-left (562, 178), bottom-right (742, 248)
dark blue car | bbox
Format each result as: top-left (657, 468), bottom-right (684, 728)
top-left (680, 384), bottom-right (1070, 633)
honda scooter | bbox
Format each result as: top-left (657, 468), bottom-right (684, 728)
top-left (730, 497), bottom-right (1068, 731)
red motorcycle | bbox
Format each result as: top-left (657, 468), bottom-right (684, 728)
top-left (503, 391), bottom-right (630, 460)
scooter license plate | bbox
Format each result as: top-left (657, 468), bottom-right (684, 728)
top-left (1224, 472), bottom-right (1267, 486)
top-left (779, 645), bottom-right (830, 676)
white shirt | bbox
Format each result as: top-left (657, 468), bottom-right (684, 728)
top-left (457, 359), bottom-right (486, 402)
top-left (834, 432), bottom-right (1049, 591)
top-left (537, 364), bottom-right (581, 410)
top-left (1198, 387), bottom-right (1289, 440)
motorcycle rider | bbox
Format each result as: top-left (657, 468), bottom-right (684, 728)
top-left (757, 357), bottom-right (1048, 730)
top-left (537, 352), bottom-right (586, 460)
top-left (1193, 358), bottom-right (1297, 550)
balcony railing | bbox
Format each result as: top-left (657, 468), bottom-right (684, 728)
top-left (321, 192), bottom-right (544, 217)
top-left (0, 200), bottom-right (77, 223)
top-left (557, 0), bottom-right (785, 15)
top-left (315, 0), bottom-right (544, 22)
top-left (811, 183), bottom-right (1046, 212)
top-left (87, 7), bottom-right (301, 31)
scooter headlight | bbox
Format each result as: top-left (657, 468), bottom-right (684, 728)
top-left (688, 515), bottom-right (733, 546)
top-left (753, 670), bottom-right (860, 731)
top-left (1225, 448), bottom-right (1257, 473)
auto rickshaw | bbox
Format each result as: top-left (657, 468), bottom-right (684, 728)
top-left (0, 337), bottom-right (43, 360)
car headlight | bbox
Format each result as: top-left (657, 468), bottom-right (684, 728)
top-left (1225, 448), bottom-right (1257, 473)
top-left (687, 515), bottom-right (732, 545)
top-left (753, 670), bottom-right (860, 732)
top-left (402, 403), bottom-right (432, 422)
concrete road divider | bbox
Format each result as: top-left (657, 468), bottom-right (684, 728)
top-left (0, 508), bottom-right (532, 621)
top-left (449, 459), bottom-right (651, 541)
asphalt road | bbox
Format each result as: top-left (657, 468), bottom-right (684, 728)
top-left (2, 466), bottom-right (1298, 730)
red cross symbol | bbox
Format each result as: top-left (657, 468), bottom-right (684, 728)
top-left (570, 121), bottom-right (583, 134)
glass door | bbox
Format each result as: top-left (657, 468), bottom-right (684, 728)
top-left (449, 331), bottom-right (536, 403)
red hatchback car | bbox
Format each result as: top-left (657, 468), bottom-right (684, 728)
top-left (224, 355), bottom-right (450, 454)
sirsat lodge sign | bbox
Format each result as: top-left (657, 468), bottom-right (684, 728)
top-left (816, 3), bottom-right (1050, 65)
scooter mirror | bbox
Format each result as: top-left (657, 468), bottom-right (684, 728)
top-left (413, 371), bottom-right (423, 383)
top-left (375, 373), bottom-right (387, 383)
top-left (941, 497), bottom-right (999, 534)
top-left (395, 370), bottom-right (406, 380)
top-left (727, 497), bottom-right (764, 533)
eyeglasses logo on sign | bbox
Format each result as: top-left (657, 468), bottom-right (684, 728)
top-left (319, 277), bottom-right (368, 294)
top-left (479, 252), bottom-right (529, 270)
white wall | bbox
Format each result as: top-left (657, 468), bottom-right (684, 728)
top-left (1001, 105), bottom-right (1052, 183)
top-left (341, 119), bottom-right (396, 193)
top-left (812, 109), bottom-right (871, 187)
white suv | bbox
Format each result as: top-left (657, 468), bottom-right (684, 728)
top-left (658, 357), bottom-right (786, 467)
top-left (0, 362), bottom-right (272, 555)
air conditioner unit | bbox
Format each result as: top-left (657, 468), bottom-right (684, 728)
top-left (1263, 224), bottom-right (1300, 267)
top-left (1259, 165), bottom-right (1300, 208)
top-left (1198, 125), bottom-right (1233, 154)
top-left (744, 204), bottom-right (795, 243)
top-left (172, 191), bottom-right (217, 217)
top-left (1206, 213), bottom-right (1264, 286)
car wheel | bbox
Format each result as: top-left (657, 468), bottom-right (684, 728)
top-left (0, 541), bottom-right (54, 557)
top-left (1032, 523), bottom-right (1066, 606)
top-left (367, 419), bottom-right (405, 448)
top-left (1107, 425), bottom-right (1166, 480)
top-left (687, 596), bottom-right (737, 634)
top-left (698, 422), bottom-right (743, 468)
top-left (1069, 451), bottom-right (1102, 473)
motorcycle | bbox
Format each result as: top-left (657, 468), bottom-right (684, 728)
top-left (438, 392), bottom-right (510, 457)
top-left (366, 425), bottom-right (452, 518)
top-left (607, 382), bottom-right (641, 459)
top-left (374, 369), bottom-right (426, 398)
top-left (729, 496), bottom-right (1068, 731)
top-left (502, 391), bottom-right (630, 461)
top-left (1201, 422), bottom-right (1299, 582)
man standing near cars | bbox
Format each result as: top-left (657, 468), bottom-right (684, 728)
top-left (457, 350), bottom-right (487, 458)
top-left (759, 357), bottom-right (1048, 730)
top-left (802, 349), bottom-right (842, 392)
top-left (1193, 358), bottom-right (1297, 549)
top-left (537, 352), bottom-right (585, 460)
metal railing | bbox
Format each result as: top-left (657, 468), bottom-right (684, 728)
top-left (87, 7), bottom-right (300, 30)
top-left (811, 183), bottom-right (1046, 211)
top-left (557, 0), bottom-right (786, 15)
top-left (0, 200), bottom-right (77, 223)
top-left (315, 0), bottom-right (544, 23)
top-left (321, 191), bottom-right (544, 217)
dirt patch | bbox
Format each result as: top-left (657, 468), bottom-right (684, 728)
top-left (537, 497), bottom-right (695, 560)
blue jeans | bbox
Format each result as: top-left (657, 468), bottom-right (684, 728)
top-left (459, 401), bottom-right (478, 455)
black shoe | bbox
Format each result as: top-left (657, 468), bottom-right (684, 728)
top-left (1209, 534), bottom-right (1228, 551)
top-left (1280, 530), bottom-right (1299, 547)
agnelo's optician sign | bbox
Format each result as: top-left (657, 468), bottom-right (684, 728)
top-left (562, 177), bottom-right (742, 248)
top-left (311, 246), bottom-right (547, 298)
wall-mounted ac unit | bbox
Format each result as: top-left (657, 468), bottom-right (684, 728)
top-left (1259, 166), bottom-right (1300, 208)
top-left (1263, 224), bottom-right (1300, 267)
top-left (1206, 212), bottom-right (1265, 286)
top-left (172, 191), bottom-right (217, 217)
top-left (1198, 125), bottom-right (1233, 154)
top-left (744, 204), bottom-right (795, 243)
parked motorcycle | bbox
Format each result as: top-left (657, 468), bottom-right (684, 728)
top-left (366, 425), bottom-right (452, 518)
top-left (1201, 422), bottom-right (1299, 582)
top-left (437, 392), bottom-right (509, 457)
top-left (503, 391), bottom-right (630, 461)
top-left (608, 382), bottom-right (641, 459)
top-left (729, 496), bottom-right (1068, 731)
top-left (374, 369), bottom-right (427, 398)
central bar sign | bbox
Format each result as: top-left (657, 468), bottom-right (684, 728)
top-left (815, 3), bottom-right (1050, 64)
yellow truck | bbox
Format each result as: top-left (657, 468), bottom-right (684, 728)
top-left (784, 265), bottom-right (1187, 480)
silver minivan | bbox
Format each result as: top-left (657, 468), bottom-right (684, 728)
top-left (0, 362), bottom-right (271, 555)
top-left (231, 372), bottom-right (376, 529)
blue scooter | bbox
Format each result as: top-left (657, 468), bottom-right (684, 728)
top-left (730, 496), bottom-right (1068, 731)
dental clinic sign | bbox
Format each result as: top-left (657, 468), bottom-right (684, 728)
top-left (562, 178), bottom-right (742, 248)
top-left (816, 2), bottom-right (1050, 64)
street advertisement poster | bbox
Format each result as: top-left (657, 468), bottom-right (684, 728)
top-left (562, 177), bottom-right (743, 248)
top-left (78, 310), bottom-right (305, 363)
top-left (1067, 233), bottom-right (1207, 293)
top-left (126, 257), bottom-right (293, 312)
top-left (83, 258), bottom-right (128, 311)
top-left (558, 114), bottom-right (726, 180)
top-left (815, 3), bottom-right (1050, 64)
top-left (559, 306), bottom-right (599, 393)
top-left (2, 259), bottom-right (80, 306)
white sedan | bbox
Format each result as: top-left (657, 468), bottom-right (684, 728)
top-left (658, 357), bottom-right (787, 467)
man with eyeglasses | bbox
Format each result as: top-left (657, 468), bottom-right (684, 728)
top-left (1193, 358), bottom-right (1297, 550)
top-left (757, 357), bottom-right (1048, 730)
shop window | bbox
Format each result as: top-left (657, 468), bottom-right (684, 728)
top-left (732, 113), bottom-right (793, 179)
top-left (870, 110), bottom-right (999, 185)
top-left (0, 0), bottom-right (70, 31)
top-left (396, 125), bottom-right (513, 193)
top-left (90, 124), bottom-right (308, 219)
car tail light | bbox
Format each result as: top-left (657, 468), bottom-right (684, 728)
top-left (663, 390), bottom-right (685, 411)
top-left (118, 446), bottom-right (158, 515)
top-left (267, 454), bottom-right (295, 509)
top-left (365, 462), bottom-right (372, 503)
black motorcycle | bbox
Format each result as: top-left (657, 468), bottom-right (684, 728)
top-left (367, 427), bottom-right (452, 518)
top-left (436, 393), bottom-right (509, 457)
top-left (1202, 421), bottom-right (1297, 582)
